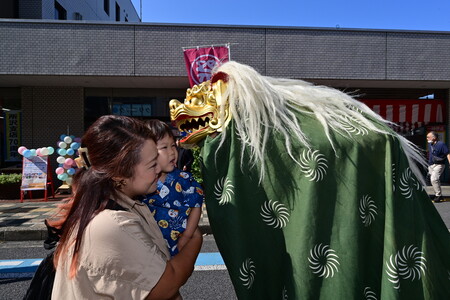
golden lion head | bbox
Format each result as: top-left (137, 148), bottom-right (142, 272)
top-left (169, 77), bottom-right (231, 148)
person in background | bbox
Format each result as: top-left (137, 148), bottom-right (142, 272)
top-left (145, 120), bottom-right (204, 256)
top-left (427, 131), bottom-right (450, 203)
top-left (50, 115), bottom-right (202, 300)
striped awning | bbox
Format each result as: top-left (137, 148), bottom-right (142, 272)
top-left (359, 99), bottom-right (445, 124)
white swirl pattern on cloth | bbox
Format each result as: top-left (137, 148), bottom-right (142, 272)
top-left (214, 176), bottom-right (235, 205)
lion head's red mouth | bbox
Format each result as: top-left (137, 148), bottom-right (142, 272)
top-left (174, 112), bottom-right (213, 139)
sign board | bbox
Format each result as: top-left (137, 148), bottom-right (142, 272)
top-left (21, 156), bottom-right (48, 191)
top-left (3, 110), bottom-right (21, 162)
top-left (112, 104), bottom-right (152, 117)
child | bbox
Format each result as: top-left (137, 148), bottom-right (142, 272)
top-left (144, 120), bottom-right (204, 256)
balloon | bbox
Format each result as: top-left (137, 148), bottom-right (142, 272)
top-left (29, 149), bottom-right (36, 157)
top-left (18, 146), bottom-right (27, 155)
top-left (63, 163), bottom-right (71, 169)
top-left (36, 148), bottom-right (41, 156)
top-left (57, 174), bottom-right (63, 180)
top-left (70, 135), bottom-right (75, 139)
top-left (70, 142), bottom-right (80, 150)
top-left (58, 142), bottom-right (67, 149)
top-left (74, 137), bottom-right (81, 143)
top-left (56, 156), bottom-right (66, 164)
top-left (66, 148), bottom-right (75, 156)
top-left (63, 136), bottom-right (72, 144)
top-left (65, 158), bottom-right (73, 165)
top-left (57, 148), bottom-right (67, 156)
top-left (55, 167), bottom-right (65, 175)
top-left (66, 177), bottom-right (73, 185)
top-left (67, 168), bottom-right (76, 175)
top-left (40, 148), bottom-right (49, 156)
top-left (23, 149), bottom-right (31, 158)
top-left (47, 147), bottom-right (55, 155)
top-left (60, 173), bottom-right (68, 181)
top-left (59, 134), bottom-right (66, 141)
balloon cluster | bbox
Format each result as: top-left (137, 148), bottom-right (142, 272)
top-left (55, 134), bottom-right (81, 185)
top-left (18, 146), bottom-right (55, 158)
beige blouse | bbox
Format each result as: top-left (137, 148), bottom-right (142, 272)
top-left (52, 193), bottom-right (171, 300)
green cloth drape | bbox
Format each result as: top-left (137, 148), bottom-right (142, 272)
top-left (200, 114), bottom-right (450, 299)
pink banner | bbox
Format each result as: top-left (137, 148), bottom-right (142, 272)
top-left (183, 46), bottom-right (229, 87)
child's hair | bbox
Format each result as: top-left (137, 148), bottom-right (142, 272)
top-left (146, 119), bottom-right (175, 141)
top-left (50, 115), bottom-right (156, 277)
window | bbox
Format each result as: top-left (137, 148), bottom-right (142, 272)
top-left (74, 12), bottom-right (82, 20)
top-left (0, 0), bottom-right (19, 18)
top-left (115, 2), bottom-right (120, 21)
top-left (54, 1), bottom-right (67, 20)
top-left (84, 95), bottom-right (179, 129)
top-left (104, 0), bottom-right (109, 16)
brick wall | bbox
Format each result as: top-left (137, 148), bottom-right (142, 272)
top-left (266, 29), bottom-right (386, 79)
top-left (0, 22), bottom-right (135, 75)
top-left (2, 21), bottom-right (450, 81)
top-left (135, 26), bottom-right (266, 76)
top-left (387, 32), bottom-right (450, 81)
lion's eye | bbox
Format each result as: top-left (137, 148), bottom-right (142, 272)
top-left (190, 97), bottom-right (204, 106)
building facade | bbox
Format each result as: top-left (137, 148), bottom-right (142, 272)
top-left (0, 0), bottom-right (140, 22)
top-left (1, 19), bottom-right (450, 168)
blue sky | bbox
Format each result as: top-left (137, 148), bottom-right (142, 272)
top-left (131, 0), bottom-right (450, 31)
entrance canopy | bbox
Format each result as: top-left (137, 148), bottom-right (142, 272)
top-left (360, 99), bottom-right (445, 124)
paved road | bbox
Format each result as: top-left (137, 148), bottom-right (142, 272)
top-left (0, 235), bottom-right (237, 300)
top-left (0, 201), bottom-right (448, 299)
top-left (432, 201), bottom-right (450, 229)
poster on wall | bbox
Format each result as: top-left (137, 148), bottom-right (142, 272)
top-left (3, 110), bottom-right (21, 162)
top-left (21, 155), bottom-right (48, 190)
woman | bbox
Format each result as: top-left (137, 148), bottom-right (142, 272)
top-left (50, 115), bottom-right (202, 299)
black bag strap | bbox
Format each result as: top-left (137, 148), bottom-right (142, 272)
top-left (43, 220), bottom-right (62, 250)
top-left (105, 199), bottom-right (128, 211)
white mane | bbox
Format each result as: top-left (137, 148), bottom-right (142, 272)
top-left (214, 61), bottom-right (426, 183)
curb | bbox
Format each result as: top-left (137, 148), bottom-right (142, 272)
top-left (0, 225), bottom-right (47, 242)
top-left (1, 224), bottom-right (212, 242)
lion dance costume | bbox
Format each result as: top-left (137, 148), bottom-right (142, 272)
top-left (170, 62), bottom-right (450, 299)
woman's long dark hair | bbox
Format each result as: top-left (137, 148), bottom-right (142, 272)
top-left (50, 115), bottom-right (156, 277)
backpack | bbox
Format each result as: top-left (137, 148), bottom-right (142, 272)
top-left (22, 220), bottom-right (61, 300)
